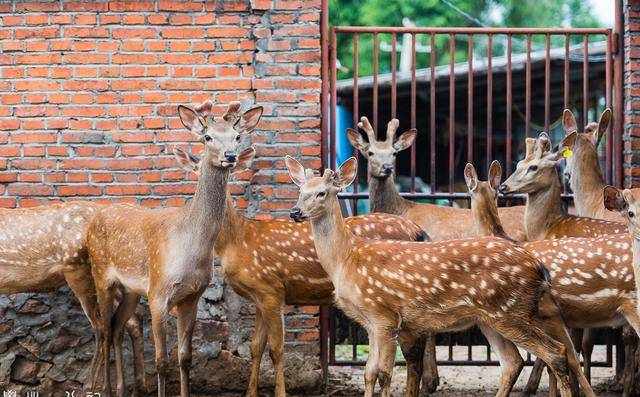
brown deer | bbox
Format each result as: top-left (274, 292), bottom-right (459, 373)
top-left (468, 160), bottom-right (639, 395)
top-left (86, 100), bottom-right (262, 397)
top-left (174, 149), bottom-right (430, 397)
top-left (499, 132), bottom-right (625, 241)
top-left (561, 108), bottom-right (622, 222)
top-left (347, 116), bottom-right (527, 242)
top-left (286, 155), bottom-right (595, 397)
top-left (0, 202), bottom-right (146, 394)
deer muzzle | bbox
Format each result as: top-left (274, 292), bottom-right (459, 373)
top-left (289, 207), bottom-right (304, 222)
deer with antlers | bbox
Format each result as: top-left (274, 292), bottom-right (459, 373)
top-left (286, 155), bottom-right (595, 397)
top-left (86, 100), bottom-right (261, 397)
top-left (560, 108), bottom-right (622, 222)
top-left (174, 149), bottom-right (429, 397)
top-left (0, 202), bottom-right (146, 394)
top-left (499, 132), bottom-right (624, 241)
top-left (466, 159), bottom-right (640, 395)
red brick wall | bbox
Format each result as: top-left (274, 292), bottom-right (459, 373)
top-left (0, 1), bottom-right (323, 392)
top-left (0, 0), bottom-right (322, 213)
top-left (625, 0), bottom-right (640, 186)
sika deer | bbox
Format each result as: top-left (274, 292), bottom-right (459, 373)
top-left (499, 132), bottom-right (625, 241)
top-left (86, 100), bottom-right (262, 397)
top-left (0, 202), bottom-right (146, 394)
top-left (174, 149), bottom-right (429, 397)
top-left (560, 108), bottom-right (621, 222)
top-left (468, 160), bottom-right (640, 396)
top-left (347, 116), bottom-right (527, 242)
top-left (286, 155), bottom-right (595, 397)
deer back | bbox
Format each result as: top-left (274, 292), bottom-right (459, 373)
top-left (219, 212), bottom-right (427, 306)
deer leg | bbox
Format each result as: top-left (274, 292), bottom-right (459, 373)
top-left (364, 330), bottom-right (381, 397)
top-left (246, 309), bottom-right (267, 397)
top-left (398, 332), bottom-right (424, 397)
top-left (581, 328), bottom-right (594, 384)
top-left (376, 332), bottom-right (398, 397)
top-left (95, 284), bottom-right (116, 397)
top-left (62, 268), bottom-right (103, 391)
top-left (112, 291), bottom-right (140, 397)
top-left (150, 299), bottom-right (169, 397)
top-left (478, 325), bottom-right (523, 397)
top-left (419, 333), bottom-right (439, 396)
top-left (523, 358), bottom-right (545, 395)
top-left (176, 297), bottom-right (199, 397)
top-left (548, 366), bottom-right (558, 397)
top-left (262, 301), bottom-right (286, 397)
top-left (124, 314), bottom-right (146, 397)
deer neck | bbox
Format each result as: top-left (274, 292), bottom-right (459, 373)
top-left (214, 193), bottom-right (246, 254)
top-left (368, 174), bottom-right (410, 215)
top-left (632, 236), bottom-right (640, 302)
top-left (570, 148), bottom-right (606, 217)
top-left (524, 178), bottom-right (565, 241)
top-left (471, 198), bottom-right (510, 240)
top-left (308, 196), bottom-right (353, 281)
top-left (183, 158), bottom-right (229, 251)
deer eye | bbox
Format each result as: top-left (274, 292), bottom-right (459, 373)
top-left (528, 165), bottom-right (538, 172)
top-left (235, 135), bottom-right (241, 141)
top-left (204, 135), bottom-right (212, 142)
top-left (629, 211), bottom-right (635, 218)
top-left (316, 191), bottom-right (326, 199)
top-left (367, 151), bottom-right (374, 156)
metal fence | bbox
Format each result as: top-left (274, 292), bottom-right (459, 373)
top-left (319, 7), bottom-right (624, 373)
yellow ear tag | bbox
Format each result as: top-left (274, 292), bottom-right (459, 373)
top-left (562, 148), bottom-right (573, 158)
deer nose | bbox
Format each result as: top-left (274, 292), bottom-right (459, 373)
top-left (224, 151), bottom-right (237, 162)
top-left (498, 184), bottom-right (509, 194)
top-left (290, 207), bottom-right (303, 222)
top-left (381, 164), bottom-right (394, 175)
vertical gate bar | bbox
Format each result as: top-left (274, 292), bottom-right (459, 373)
top-left (373, 33), bottom-right (379, 135)
top-left (487, 34), bottom-right (493, 167)
top-left (544, 33), bottom-right (551, 132)
top-left (411, 33), bottom-right (417, 193)
top-left (330, 29), bottom-right (337, 170)
top-left (351, 323), bottom-right (357, 361)
top-left (614, 1), bottom-right (624, 187)
top-left (506, 34), bottom-right (513, 175)
top-left (486, 343), bottom-right (491, 361)
top-left (430, 34), bottom-right (437, 194)
top-left (525, 34), bottom-right (531, 137)
top-left (320, 0), bottom-right (330, 170)
top-left (329, 308), bottom-right (336, 364)
top-left (583, 34), bottom-right (590, 131)
top-left (467, 34), bottom-right (474, 164)
top-left (449, 33), bottom-right (456, 193)
top-left (564, 34), bottom-right (570, 110)
top-left (352, 34), bottom-right (360, 195)
top-left (391, 33), bottom-right (397, 119)
top-left (606, 31), bottom-right (613, 186)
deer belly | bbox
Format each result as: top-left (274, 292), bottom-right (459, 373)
top-left (284, 277), bottom-right (334, 305)
top-left (552, 290), bottom-right (629, 328)
top-left (0, 260), bottom-right (65, 293)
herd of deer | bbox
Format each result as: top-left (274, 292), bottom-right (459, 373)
top-left (1, 99), bottom-right (639, 397)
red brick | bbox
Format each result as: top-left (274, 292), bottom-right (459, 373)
top-left (7, 184), bottom-right (54, 196)
top-left (57, 185), bottom-right (102, 196)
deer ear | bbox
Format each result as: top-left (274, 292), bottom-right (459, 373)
top-left (603, 185), bottom-right (628, 212)
top-left (178, 105), bottom-right (205, 134)
top-left (335, 157), bottom-right (357, 190)
top-left (563, 109), bottom-right (578, 134)
top-left (464, 163), bottom-right (478, 192)
top-left (594, 108), bottom-right (612, 147)
top-left (285, 155), bottom-right (306, 187)
top-left (238, 106), bottom-right (263, 133)
top-left (559, 131), bottom-right (577, 152)
top-left (393, 129), bottom-right (417, 152)
top-left (173, 148), bottom-right (200, 173)
top-left (488, 160), bottom-right (502, 190)
top-left (236, 147), bottom-right (256, 170)
top-left (347, 128), bottom-right (369, 154)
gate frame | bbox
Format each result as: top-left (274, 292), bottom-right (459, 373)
top-left (318, 0), bottom-right (625, 377)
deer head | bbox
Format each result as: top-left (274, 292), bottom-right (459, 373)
top-left (286, 156), bottom-right (357, 222)
top-left (499, 132), bottom-right (563, 195)
top-left (559, 108), bottom-right (612, 183)
top-left (604, 186), bottom-right (640, 235)
top-left (177, 100), bottom-right (262, 169)
top-left (465, 160), bottom-right (505, 238)
top-left (346, 116), bottom-right (416, 178)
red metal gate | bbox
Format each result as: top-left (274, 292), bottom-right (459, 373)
top-left (319, 1), bottom-right (624, 372)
